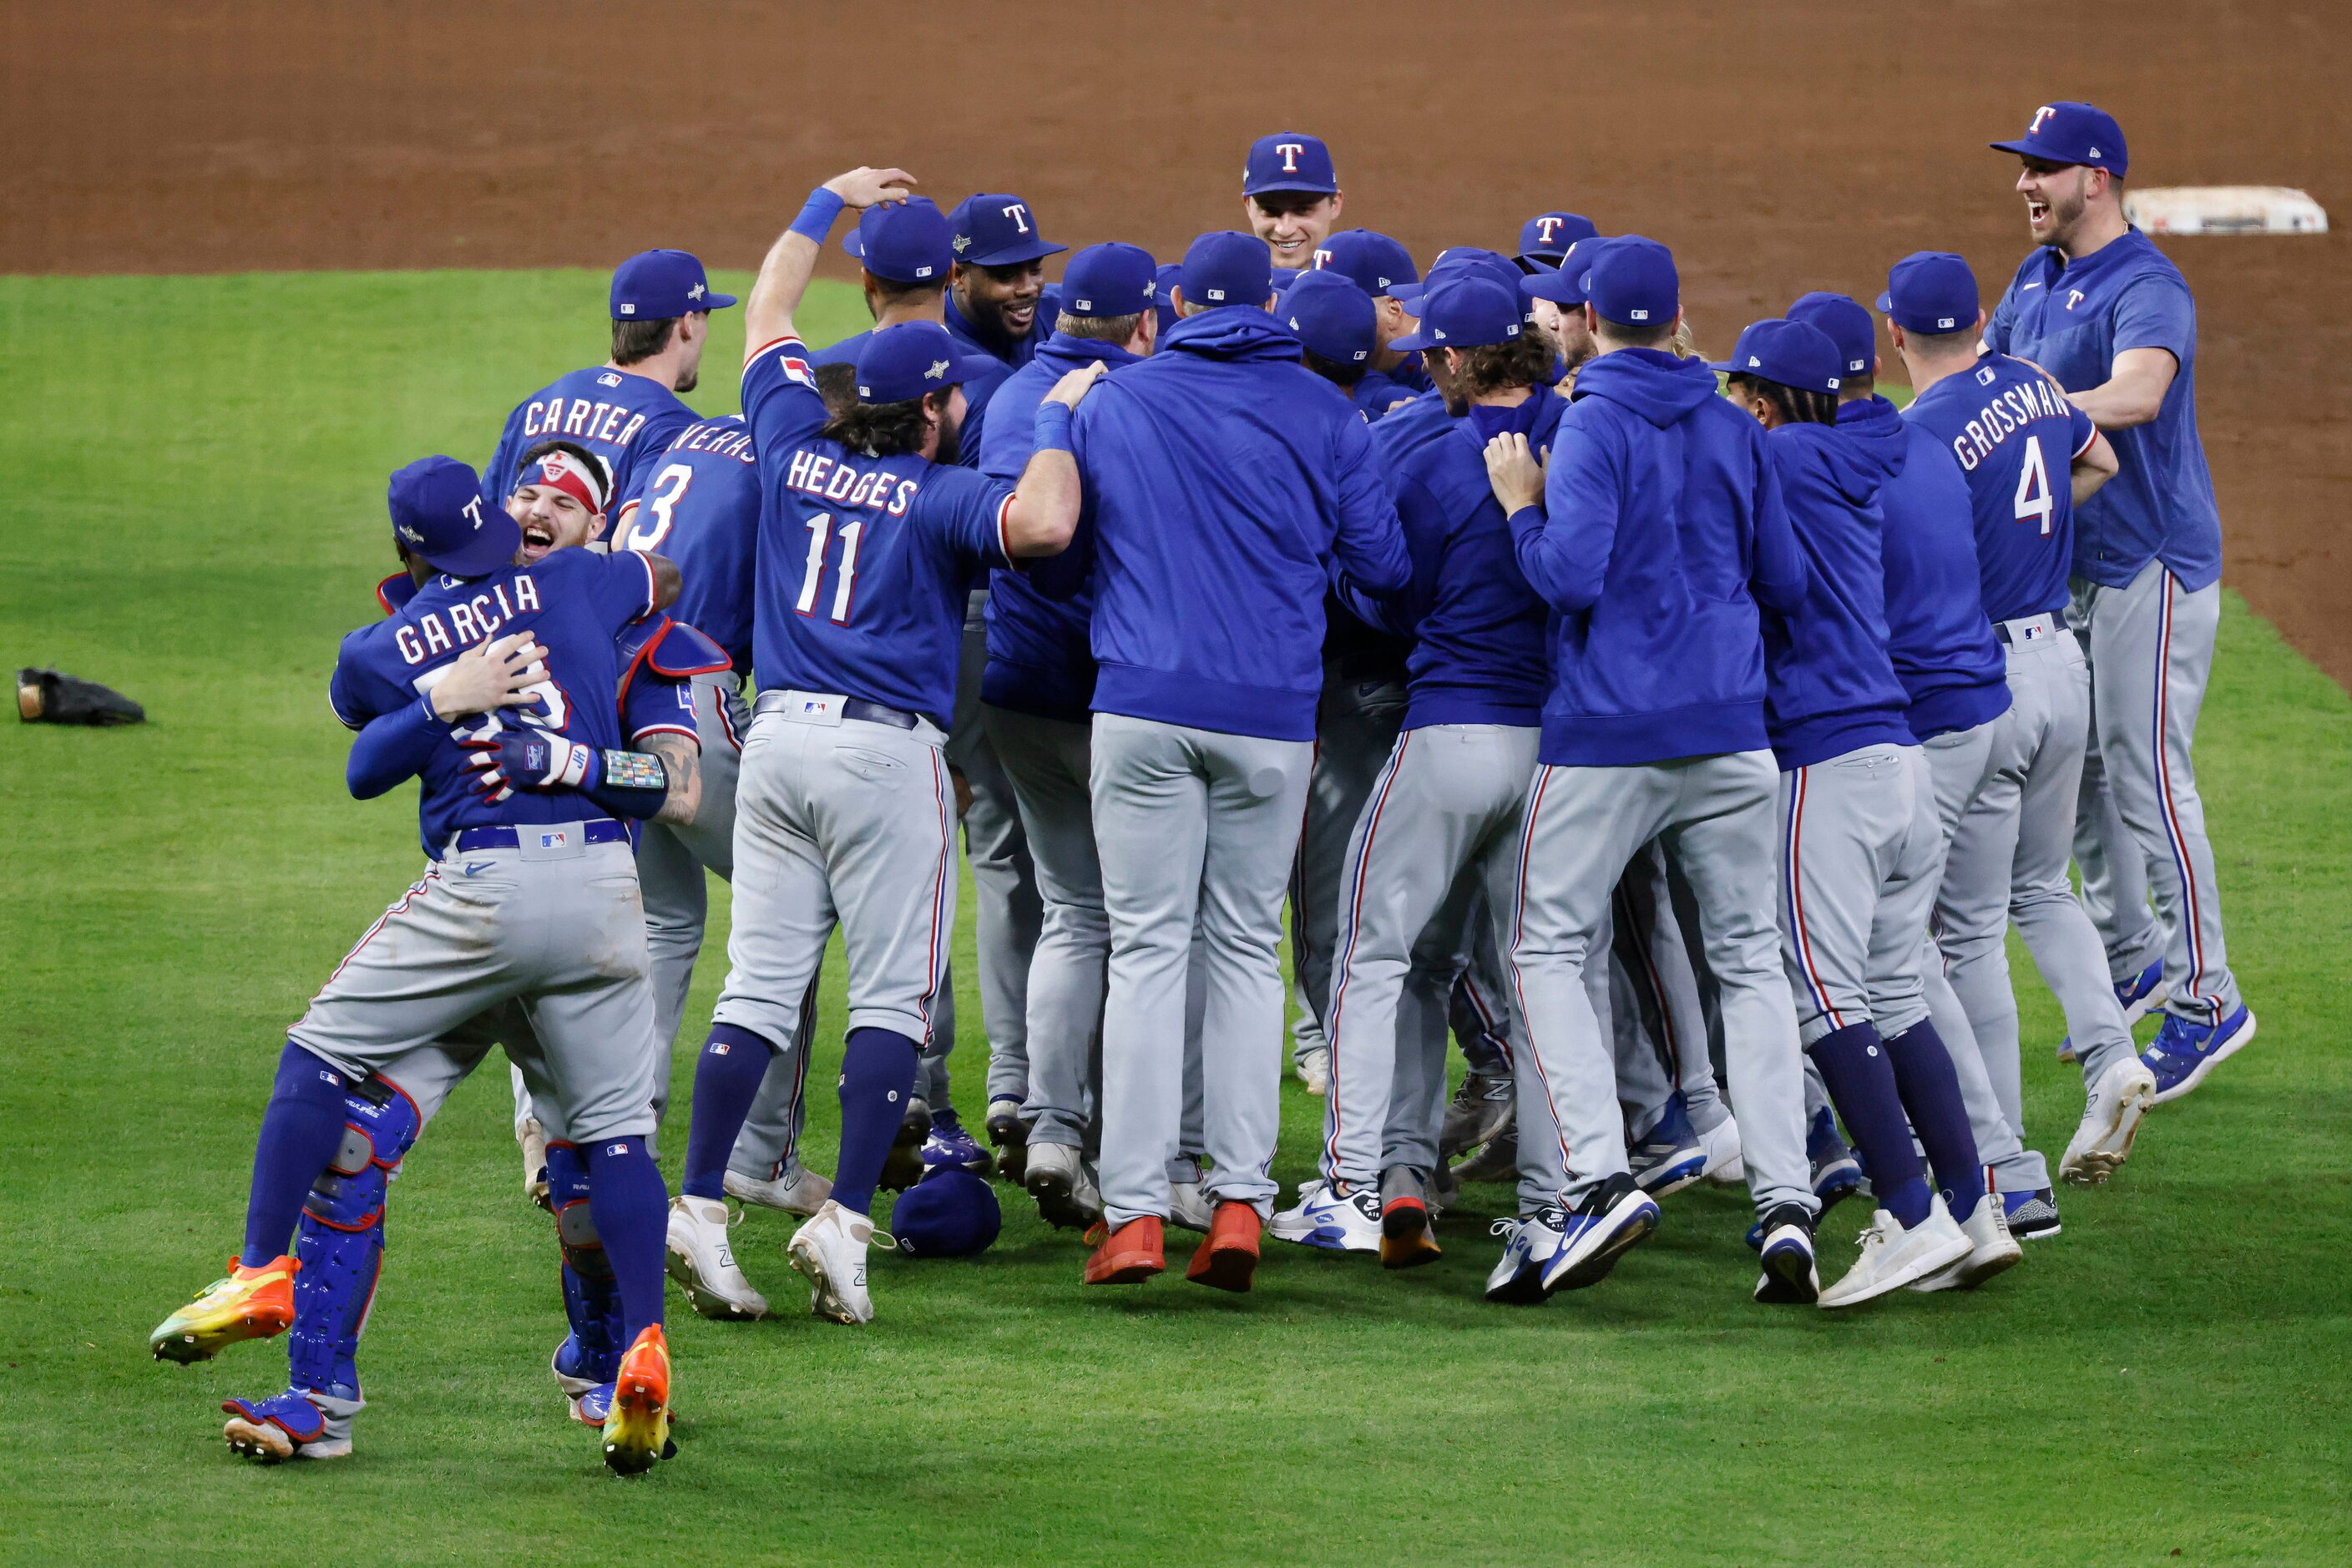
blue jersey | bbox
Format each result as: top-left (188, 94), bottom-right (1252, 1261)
top-left (742, 336), bottom-right (1019, 729)
top-left (943, 286), bottom-right (1059, 470)
top-left (331, 548), bottom-right (660, 854)
top-left (481, 365), bottom-right (701, 512)
top-left (1985, 229), bottom-right (2219, 591)
top-left (1351, 368), bottom-right (1421, 422)
top-left (615, 415), bottom-right (760, 672)
top-left (1904, 353), bottom-right (2098, 623)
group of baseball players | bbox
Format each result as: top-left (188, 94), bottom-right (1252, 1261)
top-left (149, 98), bottom-right (2254, 1477)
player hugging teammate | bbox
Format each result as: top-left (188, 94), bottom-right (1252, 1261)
top-left (151, 99), bottom-right (2253, 1476)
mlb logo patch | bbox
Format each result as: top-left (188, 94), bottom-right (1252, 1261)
top-left (539, 830), bottom-right (568, 849)
top-left (1977, 366), bottom-right (1997, 385)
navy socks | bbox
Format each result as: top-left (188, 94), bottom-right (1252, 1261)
top-left (1808, 1022), bottom-right (1933, 1230)
top-left (1883, 1019), bottom-right (1986, 1222)
top-left (584, 1136), bottom-right (670, 1347)
top-left (240, 1041), bottom-right (352, 1268)
top-left (680, 1023), bottom-right (777, 1201)
top-left (833, 1027), bottom-right (920, 1217)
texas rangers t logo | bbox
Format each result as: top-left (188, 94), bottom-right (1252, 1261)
top-left (460, 495), bottom-right (488, 533)
top-left (1537, 216), bottom-right (1563, 243)
top-left (2029, 105), bottom-right (2056, 135)
top-left (1277, 142), bottom-right (1303, 172)
top-left (1001, 202), bottom-right (1031, 234)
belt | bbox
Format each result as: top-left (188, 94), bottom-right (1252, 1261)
top-left (754, 690), bottom-right (921, 731)
top-left (1995, 612), bottom-right (2062, 646)
top-left (450, 818), bottom-right (626, 853)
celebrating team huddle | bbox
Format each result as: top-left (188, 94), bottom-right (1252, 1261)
top-left (148, 100), bottom-right (2255, 1478)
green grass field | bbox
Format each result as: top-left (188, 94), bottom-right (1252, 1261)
top-left (3, 272), bottom-right (2347, 1564)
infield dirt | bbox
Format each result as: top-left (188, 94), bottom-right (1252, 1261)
top-left (8, 0), bottom-right (2346, 682)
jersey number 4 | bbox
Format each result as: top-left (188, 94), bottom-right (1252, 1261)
top-left (621, 463), bottom-right (693, 551)
top-left (2013, 434), bottom-right (2055, 536)
top-left (794, 511), bottom-right (864, 624)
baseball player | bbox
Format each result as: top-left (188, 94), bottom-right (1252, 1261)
top-left (1985, 101), bottom-right (2255, 1098)
top-left (1074, 230), bottom-right (1409, 1292)
top-left (1890, 251), bottom-right (2155, 1201)
top-left (480, 250), bottom-right (731, 510)
top-left (810, 195), bottom-right (956, 408)
top-left (1514, 211), bottom-right (1598, 273)
top-left (149, 457), bottom-right (685, 1474)
top-left (1480, 237), bottom-right (1818, 1305)
top-left (1521, 242), bottom-right (1604, 390)
top-left (1310, 229), bottom-right (1434, 410)
top-left (670, 167), bottom-right (1100, 1327)
top-left (1243, 132), bottom-right (1343, 282)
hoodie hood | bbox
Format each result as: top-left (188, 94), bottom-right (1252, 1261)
top-left (1775, 419), bottom-right (1888, 509)
top-left (1835, 394), bottom-right (1909, 485)
top-left (1571, 346), bottom-right (1720, 428)
top-left (1036, 331), bottom-right (1143, 375)
top-left (1164, 306), bottom-right (1303, 364)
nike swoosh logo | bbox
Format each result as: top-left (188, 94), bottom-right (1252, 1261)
top-left (2021, 281), bottom-right (2043, 291)
top-left (463, 861), bottom-right (492, 876)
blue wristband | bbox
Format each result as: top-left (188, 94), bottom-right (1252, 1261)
top-left (1032, 402), bottom-right (1075, 455)
top-left (790, 187), bottom-right (845, 244)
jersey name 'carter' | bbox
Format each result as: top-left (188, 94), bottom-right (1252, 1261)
top-left (782, 449), bottom-right (923, 517)
top-left (1945, 373), bottom-right (2071, 473)
top-left (392, 572), bottom-right (544, 665)
top-left (518, 394), bottom-right (655, 453)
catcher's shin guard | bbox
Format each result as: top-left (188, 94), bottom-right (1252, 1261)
top-left (547, 1141), bottom-right (625, 1386)
top-left (288, 1076), bottom-right (419, 1405)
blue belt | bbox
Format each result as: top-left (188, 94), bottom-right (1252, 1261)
top-left (755, 690), bottom-right (921, 730)
top-left (450, 818), bottom-right (626, 854)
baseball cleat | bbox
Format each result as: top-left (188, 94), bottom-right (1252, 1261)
top-left (1819, 1197), bottom-right (1971, 1309)
top-left (1453, 1129), bottom-right (1520, 1185)
top-left (1700, 1113), bottom-right (1746, 1186)
top-left (1909, 1194), bottom-right (2022, 1292)
top-left (1807, 1108), bottom-right (1865, 1216)
top-left (1439, 1071), bottom-right (1516, 1159)
top-left (883, 1096), bottom-right (931, 1191)
top-left (518, 1117), bottom-right (552, 1210)
top-left (2142, 1005), bottom-right (2257, 1105)
top-left (1753, 1203), bottom-right (1819, 1305)
top-left (553, 1332), bottom-right (616, 1400)
top-left (2061, 1056), bottom-right (2158, 1186)
top-left (1024, 1141), bottom-right (1104, 1231)
top-left (1168, 1178), bottom-right (1215, 1234)
top-left (1085, 1216), bottom-right (1166, 1285)
top-left (2061, 964), bottom-right (2171, 1063)
top-left (897, 1095), bottom-right (933, 1146)
top-left (600, 1325), bottom-right (675, 1477)
top-left (984, 1096), bottom-right (1029, 1185)
top-left (1628, 1093), bottom-right (1706, 1196)
top-left (921, 1110), bottom-right (993, 1177)
top-left (151, 1256), bottom-right (298, 1363)
top-left (1296, 1046), bottom-right (1331, 1096)
top-left (1378, 1166), bottom-right (1441, 1269)
top-left (570, 1381), bottom-right (614, 1428)
top-left (1186, 1201), bottom-right (1262, 1292)
top-left (665, 1195), bottom-right (768, 1321)
top-left (1540, 1175), bottom-right (1660, 1295)
top-left (2002, 1187), bottom-right (2061, 1242)
top-left (788, 1201), bottom-right (882, 1324)
top-left (1269, 1178), bottom-right (1382, 1253)
top-left (1485, 1207), bottom-right (1566, 1305)
top-left (722, 1163), bottom-right (832, 1217)
top-left (221, 1388), bottom-right (357, 1464)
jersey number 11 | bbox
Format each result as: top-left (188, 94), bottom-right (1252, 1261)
top-left (794, 512), bottom-right (864, 623)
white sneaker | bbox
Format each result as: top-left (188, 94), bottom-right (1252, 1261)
top-left (1268, 1178), bottom-right (1382, 1252)
top-left (1909, 1195), bottom-right (2022, 1292)
top-left (2061, 1057), bottom-right (2157, 1186)
top-left (787, 1201), bottom-right (880, 1325)
top-left (1819, 1197), bottom-right (1973, 1309)
top-left (723, 1164), bottom-right (833, 1217)
top-left (1485, 1206), bottom-right (1566, 1304)
top-left (1023, 1141), bottom-right (1103, 1231)
top-left (1699, 1115), bottom-right (1746, 1186)
top-left (518, 1118), bottom-right (550, 1210)
top-left (664, 1196), bottom-right (767, 1320)
top-left (1169, 1180), bottom-right (1215, 1233)
top-left (1297, 1047), bottom-right (1331, 1096)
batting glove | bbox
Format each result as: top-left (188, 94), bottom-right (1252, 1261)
top-left (463, 728), bottom-right (591, 803)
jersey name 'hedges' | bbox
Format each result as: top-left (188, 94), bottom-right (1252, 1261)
top-left (392, 572), bottom-right (543, 665)
top-left (783, 449), bottom-right (922, 517)
top-left (1946, 374), bottom-right (2071, 472)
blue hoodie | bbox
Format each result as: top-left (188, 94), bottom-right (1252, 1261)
top-left (1070, 306), bottom-right (1410, 741)
top-left (1346, 391), bottom-right (1560, 729)
top-left (974, 331), bottom-right (1145, 721)
top-left (1836, 397), bottom-right (2010, 742)
top-left (1759, 422), bottom-right (1916, 770)
top-left (1517, 349), bottom-right (1807, 766)
top-left (1351, 367), bottom-right (1422, 421)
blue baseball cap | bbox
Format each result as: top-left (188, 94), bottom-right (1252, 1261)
top-left (842, 196), bottom-right (953, 285)
top-left (1517, 211), bottom-right (1598, 267)
top-left (1520, 234), bottom-right (1606, 306)
top-left (1582, 235), bottom-right (1677, 328)
top-left (1244, 132), bottom-right (1338, 198)
top-left (1060, 242), bottom-right (1157, 321)
top-left (1281, 271), bottom-right (1377, 363)
top-left (1180, 230), bottom-right (1273, 311)
top-left (1392, 247), bottom-right (1518, 310)
top-left (853, 321), bottom-right (998, 405)
top-left (1875, 251), bottom-right (1982, 335)
top-left (1312, 230), bottom-right (1418, 297)
top-left (1153, 263), bottom-right (1185, 337)
top-left (950, 195), bottom-right (1066, 268)
top-left (890, 1167), bottom-right (1000, 1258)
top-left (609, 249), bottom-right (735, 321)
top-left (1990, 100), bottom-right (2128, 178)
top-left (1391, 278), bottom-right (1525, 353)
top-left (1786, 291), bottom-right (1875, 379)
top-left (1712, 318), bottom-right (1844, 396)
top-left (387, 456), bottom-right (521, 578)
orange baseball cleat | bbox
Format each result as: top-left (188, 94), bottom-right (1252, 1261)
top-left (601, 1324), bottom-right (675, 1476)
top-left (1084, 1216), bottom-right (1166, 1285)
top-left (1186, 1201), bottom-right (1262, 1292)
top-left (149, 1257), bottom-right (298, 1364)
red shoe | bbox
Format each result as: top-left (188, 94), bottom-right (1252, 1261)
top-left (1186, 1201), bottom-right (1262, 1292)
top-left (1084, 1216), bottom-right (1165, 1284)
top-left (602, 1325), bottom-right (675, 1477)
top-left (149, 1256), bottom-right (299, 1363)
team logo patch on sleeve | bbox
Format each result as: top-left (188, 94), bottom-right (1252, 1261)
top-left (780, 355), bottom-right (816, 389)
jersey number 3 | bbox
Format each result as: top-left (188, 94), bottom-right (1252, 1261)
top-left (794, 511), bottom-right (864, 624)
top-left (2012, 434), bottom-right (2055, 537)
top-left (622, 463), bottom-right (693, 551)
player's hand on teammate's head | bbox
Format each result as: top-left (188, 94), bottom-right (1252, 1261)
top-left (1042, 360), bottom-right (1110, 410)
top-left (1482, 432), bottom-right (1548, 514)
top-left (427, 633), bottom-right (547, 721)
top-left (824, 167), bottom-right (918, 211)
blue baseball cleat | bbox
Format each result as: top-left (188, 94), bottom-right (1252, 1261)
top-left (1485, 1206), bottom-right (1566, 1305)
top-left (572, 1381), bottom-right (614, 1427)
top-left (553, 1331), bottom-right (620, 1399)
top-left (1752, 1203), bottom-right (1819, 1305)
top-left (921, 1110), bottom-right (993, 1176)
top-left (1807, 1107), bottom-right (1864, 1215)
top-left (2142, 1006), bottom-right (2257, 1105)
top-left (1540, 1174), bottom-right (1660, 1294)
top-left (1628, 1093), bottom-right (1706, 1196)
top-left (221, 1387), bottom-right (359, 1463)
top-left (2058, 961), bottom-right (2169, 1063)
top-left (2001, 1187), bottom-right (2061, 1242)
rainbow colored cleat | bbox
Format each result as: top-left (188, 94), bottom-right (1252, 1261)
top-left (600, 1325), bottom-right (675, 1476)
top-left (149, 1256), bottom-right (298, 1364)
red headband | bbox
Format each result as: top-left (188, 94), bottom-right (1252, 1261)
top-left (523, 450), bottom-right (608, 513)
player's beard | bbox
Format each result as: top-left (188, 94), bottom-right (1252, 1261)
top-left (933, 405), bottom-right (964, 468)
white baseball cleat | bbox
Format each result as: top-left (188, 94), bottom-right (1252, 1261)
top-left (1024, 1141), bottom-right (1104, 1231)
top-left (1819, 1197), bottom-right (1972, 1309)
top-left (2060, 1057), bottom-right (2157, 1186)
top-left (1909, 1195), bottom-right (2023, 1292)
top-left (518, 1117), bottom-right (551, 1210)
top-left (788, 1201), bottom-right (881, 1325)
top-left (1699, 1115), bottom-right (1746, 1186)
top-left (723, 1163), bottom-right (833, 1217)
top-left (1297, 1047), bottom-right (1331, 1096)
top-left (665, 1195), bottom-right (768, 1320)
